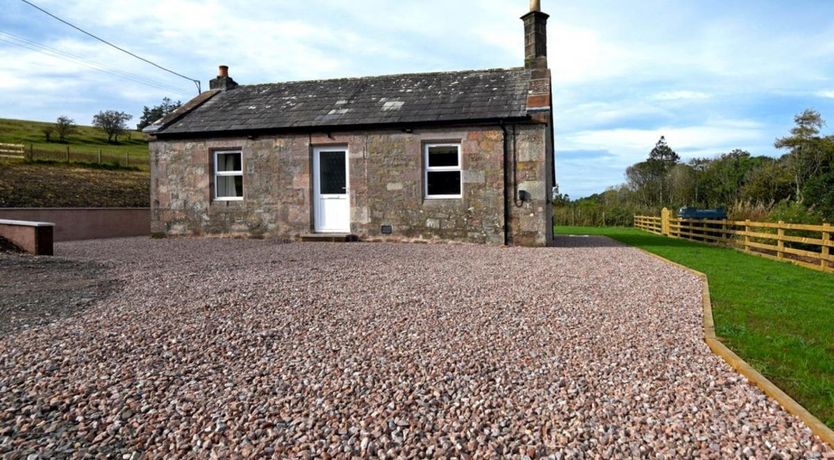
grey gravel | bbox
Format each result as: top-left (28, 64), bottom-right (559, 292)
top-left (0, 236), bottom-right (831, 458)
top-left (0, 253), bottom-right (116, 336)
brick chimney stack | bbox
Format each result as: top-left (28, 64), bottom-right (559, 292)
top-left (521, 1), bottom-right (549, 70)
top-left (209, 65), bottom-right (238, 91)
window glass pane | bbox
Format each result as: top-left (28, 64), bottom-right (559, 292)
top-left (217, 175), bottom-right (243, 198)
top-left (217, 152), bottom-right (241, 172)
top-left (427, 171), bottom-right (461, 196)
top-left (320, 151), bottom-right (346, 194)
top-left (428, 146), bottom-right (459, 168)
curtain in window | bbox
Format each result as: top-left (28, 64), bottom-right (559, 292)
top-left (216, 153), bottom-right (242, 198)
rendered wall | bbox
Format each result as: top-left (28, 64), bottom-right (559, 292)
top-left (0, 208), bottom-right (149, 242)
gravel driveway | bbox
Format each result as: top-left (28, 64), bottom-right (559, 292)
top-left (0, 237), bottom-right (830, 458)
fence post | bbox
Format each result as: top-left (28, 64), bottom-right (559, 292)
top-left (65, 145), bottom-right (70, 162)
top-left (744, 220), bottom-right (751, 252)
top-left (661, 208), bottom-right (670, 236)
top-left (125, 151), bottom-right (129, 166)
top-left (777, 221), bottom-right (785, 259)
top-left (98, 149), bottom-right (102, 164)
top-left (822, 223), bottom-right (831, 271)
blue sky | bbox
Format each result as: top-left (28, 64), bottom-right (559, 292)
top-left (2, 0), bottom-right (834, 197)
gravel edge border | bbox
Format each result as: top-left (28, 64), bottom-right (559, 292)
top-left (626, 240), bottom-right (834, 449)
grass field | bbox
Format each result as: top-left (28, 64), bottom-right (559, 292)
top-left (554, 225), bottom-right (834, 429)
top-left (0, 118), bottom-right (148, 169)
top-left (0, 158), bottom-right (149, 207)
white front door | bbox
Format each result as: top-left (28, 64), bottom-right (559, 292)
top-left (313, 147), bottom-right (350, 233)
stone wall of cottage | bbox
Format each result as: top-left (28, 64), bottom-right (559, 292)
top-left (507, 123), bottom-right (553, 246)
top-left (150, 124), bottom-right (551, 246)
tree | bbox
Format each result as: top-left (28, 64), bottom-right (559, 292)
top-left (137, 97), bottom-right (182, 131)
top-left (741, 158), bottom-right (794, 204)
top-left (92, 110), bottom-right (133, 143)
top-left (54, 115), bottom-right (76, 143)
top-left (775, 109), bottom-right (825, 202)
top-left (551, 183), bottom-right (570, 206)
top-left (646, 136), bottom-right (680, 205)
top-left (648, 135), bottom-right (680, 164)
top-left (626, 161), bottom-right (661, 206)
top-left (40, 124), bottom-right (54, 142)
top-left (667, 163), bottom-right (697, 206)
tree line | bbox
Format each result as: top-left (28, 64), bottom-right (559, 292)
top-left (555, 109), bottom-right (834, 226)
top-left (38, 97), bottom-right (182, 145)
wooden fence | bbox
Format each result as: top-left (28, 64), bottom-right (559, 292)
top-left (0, 143), bottom-right (24, 158)
top-left (1, 143), bottom-right (144, 169)
top-left (635, 208), bottom-right (833, 274)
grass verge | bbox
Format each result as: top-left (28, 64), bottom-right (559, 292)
top-left (555, 225), bottom-right (834, 429)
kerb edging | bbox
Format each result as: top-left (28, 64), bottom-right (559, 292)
top-left (630, 244), bottom-right (834, 449)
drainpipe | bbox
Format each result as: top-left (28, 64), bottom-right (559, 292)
top-left (501, 123), bottom-right (511, 246)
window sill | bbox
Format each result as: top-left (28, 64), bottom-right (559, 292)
top-left (424, 196), bottom-right (462, 200)
top-left (214, 197), bottom-right (244, 202)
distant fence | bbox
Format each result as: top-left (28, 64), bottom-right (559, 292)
top-left (0, 208), bottom-right (149, 242)
top-left (0, 143), bottom-right (24, 158)
top-left (9, 144), bottom-right (145, 169)
top-left (634, 208), bottom-right (833, 274)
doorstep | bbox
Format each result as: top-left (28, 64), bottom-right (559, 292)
top-left (299, 233), bottom-right (360, 242)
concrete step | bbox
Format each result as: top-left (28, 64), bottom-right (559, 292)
top-left (299, 233), bottom-right (359, 242)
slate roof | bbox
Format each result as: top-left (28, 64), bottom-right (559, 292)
top-left (150, 68), bottom-right (532, 135)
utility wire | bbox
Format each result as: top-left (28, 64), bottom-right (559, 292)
top-left (0, 31), bottom-right (189, 95)
top-left (19, 0), bottom-right (201, 94)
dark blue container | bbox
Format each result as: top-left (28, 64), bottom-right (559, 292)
top-left (677, 207), bottom-right (727, 219)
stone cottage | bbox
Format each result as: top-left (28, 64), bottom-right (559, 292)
top-left (145, 2), bottom-right (554, 246)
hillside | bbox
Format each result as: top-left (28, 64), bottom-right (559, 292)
top-left (0, 158), bottom-right (149, 208)
top-left (0, 118), bottom-right (149, 169)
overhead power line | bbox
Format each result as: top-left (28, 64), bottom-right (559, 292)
top-left (19, 0), bottom-right (201, 94)
top-left (0, 31), bottom-right (189, 95)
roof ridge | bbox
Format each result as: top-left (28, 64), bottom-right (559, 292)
top-left (238, 67), bottom-right (527, 88)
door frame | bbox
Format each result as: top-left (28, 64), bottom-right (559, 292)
top-left (312, 146), bottom-right (351, 233)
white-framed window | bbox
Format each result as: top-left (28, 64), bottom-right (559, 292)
top-left (424, 143), bottom-right (462, 199)
top-left (214, 150), bottom-right (243, 201)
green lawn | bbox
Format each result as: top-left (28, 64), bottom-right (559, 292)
top-left (0, 118), bottom-right (148, 169)
top-left (555, 225), bottom-right (834, 429)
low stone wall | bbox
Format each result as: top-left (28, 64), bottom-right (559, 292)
top-left (0, 219), bottom-right (54, 254)
top-left (0, 208), bottom-right (149, 242)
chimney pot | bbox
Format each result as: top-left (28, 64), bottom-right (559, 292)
top-left (530, 0), bottom-right (540, 12)
top-left (210, 65), bottom-right (238, 91)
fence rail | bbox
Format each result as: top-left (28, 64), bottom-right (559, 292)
top-left (0, 143), bottom-right (24, 158)
top-left (2, 143), bottom-right (145, 169)
top-left (634, 209), bottom-right (833, 274)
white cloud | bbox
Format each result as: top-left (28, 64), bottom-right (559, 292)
top-left (652, 91), bottom-right (711, 101)
top-left (560, 120), bottom-right (765, 162)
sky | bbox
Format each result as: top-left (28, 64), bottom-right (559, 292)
top-left (2, 0), bottom-right (834, 198)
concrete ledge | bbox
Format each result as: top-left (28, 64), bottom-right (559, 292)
top-left (631, 244), bottom-right (834, 449)
top-left (0, 219), bottom-right (55, 227)
top-left (0, 219), bottom-right (54, 255)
